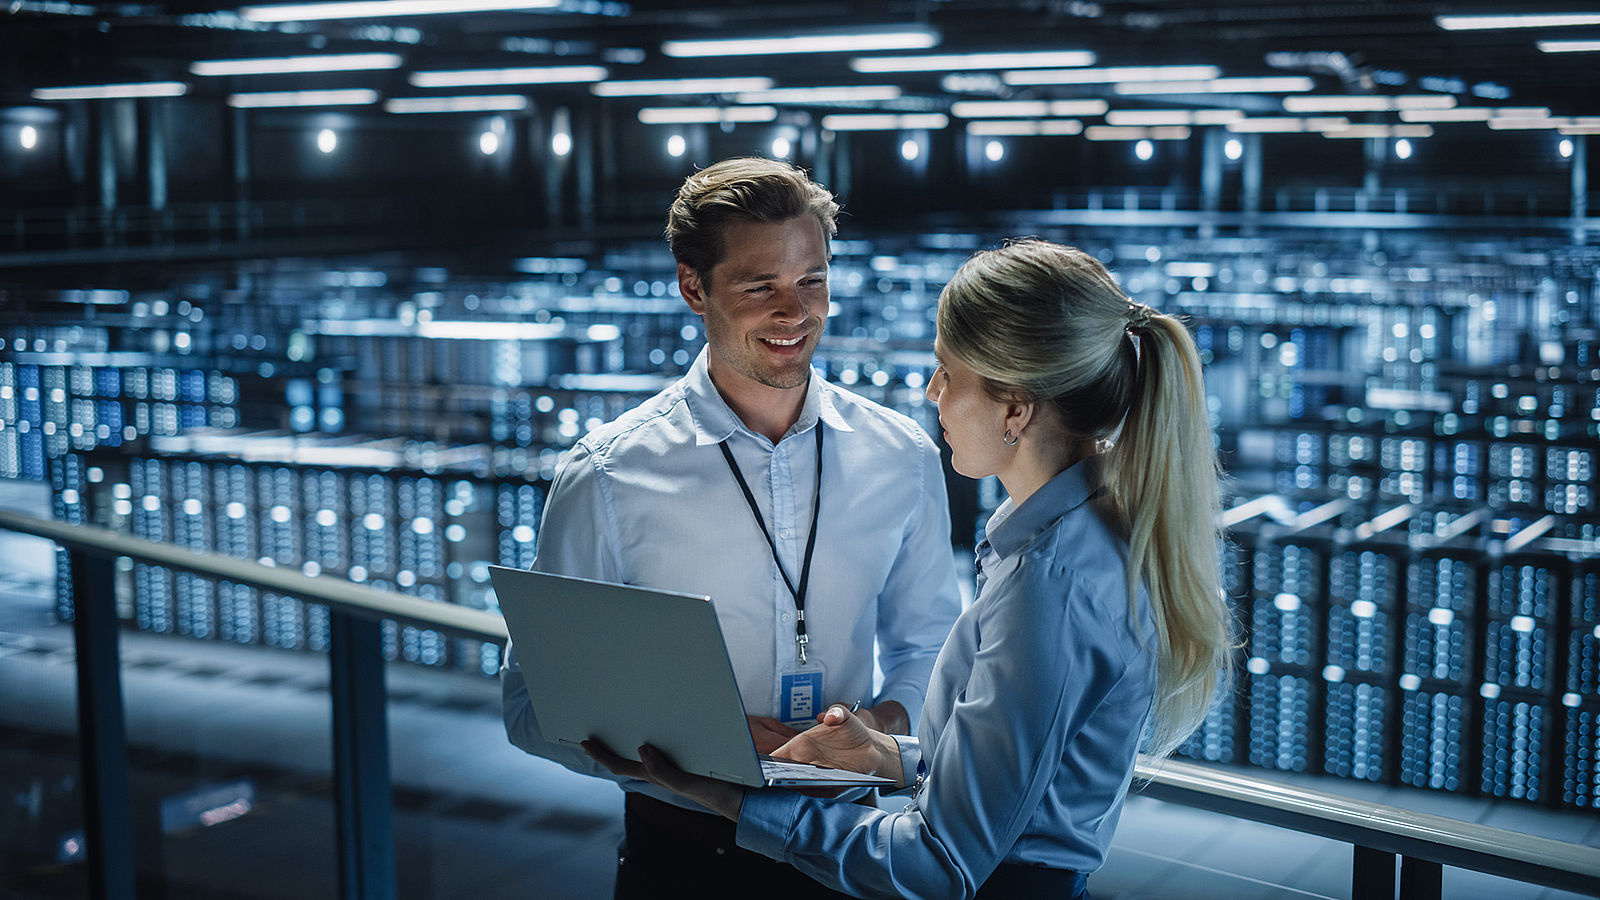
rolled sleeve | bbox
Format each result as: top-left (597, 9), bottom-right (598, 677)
top-left (735, 789), bottom-right (808, 861)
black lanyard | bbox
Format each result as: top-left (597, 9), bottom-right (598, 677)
top-left (718, 424), bottom-right (823, 663)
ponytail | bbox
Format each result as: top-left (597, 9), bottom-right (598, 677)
top-left (1102, 313), bottom-right (1231, 758)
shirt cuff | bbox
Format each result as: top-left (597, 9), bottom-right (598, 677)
top-left (888, 734), bottom-right (923, 796)
top-left (734, 789), bottom-right (807, 862)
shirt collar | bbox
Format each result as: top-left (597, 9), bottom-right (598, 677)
top-left (984, 459), bottom-right (1102, 558)
top-left (684, 345), bottom-right (853, 447)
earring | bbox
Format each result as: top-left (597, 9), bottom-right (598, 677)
top-left (1002, 430), bottom-right (1018, 446)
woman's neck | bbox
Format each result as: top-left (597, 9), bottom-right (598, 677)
top-left (998, 438), bottom-right (1092, 508)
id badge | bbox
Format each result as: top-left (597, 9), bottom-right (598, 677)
top-left (778, 658), bottom-right (827, 730)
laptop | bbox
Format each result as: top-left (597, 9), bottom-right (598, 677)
top-left (489, 567), bottom-right (894, 789)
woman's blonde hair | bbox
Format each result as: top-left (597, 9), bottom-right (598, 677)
top-left (938, 238), bottom-right (1231, 758)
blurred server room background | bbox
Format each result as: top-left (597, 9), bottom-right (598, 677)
top-left (2, 2), bottom-right (1599, 898)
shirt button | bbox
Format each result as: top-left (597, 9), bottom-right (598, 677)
top-left (781, 613), bottom-right (792, 623)
top-left (779, 528), bottom-right (793, 539)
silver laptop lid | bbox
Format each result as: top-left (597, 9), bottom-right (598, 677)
top-left (491, 567), bottom-right (769, 787)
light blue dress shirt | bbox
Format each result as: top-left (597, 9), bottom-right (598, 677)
top-left (502, 347), bottom-right (963, 811)
top-left (736, 460), bottom-right (1158, 898)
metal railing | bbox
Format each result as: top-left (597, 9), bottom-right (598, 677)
top-left (3, 507), bottom-right (1597, 900)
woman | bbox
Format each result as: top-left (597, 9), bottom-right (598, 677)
top-left (586, 238), bottom-right (1232, 899)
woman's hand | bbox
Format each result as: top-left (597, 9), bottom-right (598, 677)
top-left (774, 705), bottom-right (906, 788)
top-left (582, 739), bottom-right (746, 821)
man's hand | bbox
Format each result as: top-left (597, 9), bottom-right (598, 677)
top-left (748, 715), bottom-right (801, 754)
top-left (774, 705), bottom-right (906, 789)
top-left (849, 700), bottom-right (909, 736)
top-left (582, 739), bottom-right (746, 822)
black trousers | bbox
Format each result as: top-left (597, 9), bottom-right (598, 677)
top-left (615, 792), bottom-right (855, 900)
top-left (976, 864), bottom-right (1090, 899)
top-left (616, 793), bottom-right (1091, 900)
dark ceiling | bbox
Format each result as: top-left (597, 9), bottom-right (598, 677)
top-left (4, 1), bottom-right (1599, 119)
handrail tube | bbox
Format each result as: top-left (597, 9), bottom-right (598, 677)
top-left (1133, 758), bottom-right (1600, 895)
top-left (4, 508), bottom-right (1600, 898)
top-left (0, 509), bottom-right (506, 644)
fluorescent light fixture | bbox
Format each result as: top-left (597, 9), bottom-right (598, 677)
top-left (1488, 117), bottom-right (1570, 130)
top-left (850, 50), bottom-right (1094, 72)
top-left (731, 85), bottom-right (901, 103)
top-left (1104, 108), bottom-right (1244, 126)
top-left (820, 113), bottom-right (949, 131)
top-left (33, 82), bottom-right (188, 100)
top-left (1399, 107), bottom-right (1493, 122)
top-left (410, 66), bottom-right (608, 88)
top-left (1321, 124), bottom-right (1434, 139)
top-left (1003, 65), bottom-right (1220, 85)
top-left (191, 53), bottom-right (401, 76)
top-left (1084, 125), bottom-right (1191, 141)
top-left (1436, 12), bottom-right (1600, 30)
top-left (241, 0), bottom-right (561, 22)
top-left (637, 106), bottom-right (777, 124)
top-left (1283, 94), bottom-right (1456, 113)
top-left (661, 28), bottom-right (938, 58)
top-left (1491, 106), bottom-right (1553, 118)
top-left (950, 99), bottom-right (1107, 117)
top-left (1114, 76), bottom-right (1315, 94)
top-left (1539, 40), bottom-right (1600, 52)
top-left (1560, 124), bottom-right (1600, 134)
top-left (594, 77), bottom-right (774, 97)
top-left (1226, 117), bottom-right (1304, 133)
top-left (384, 95), bottom-right (529, 113)
top-left (227, 89), bottom-right (380, 108)
top-left (967, 119), bottom-right (1084, 136)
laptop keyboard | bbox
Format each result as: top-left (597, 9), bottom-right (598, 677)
top-left (760, 758), bottom-right (880, 782)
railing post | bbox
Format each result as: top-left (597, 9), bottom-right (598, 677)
top-left (69, 548), bottom-right (136, 900)
top-left (1352, 845), bottom-right (1396, 899)
top-left (1398, 855), bottom-right (1443, 900)
top-left (329, 609), bottom-right (396, 900)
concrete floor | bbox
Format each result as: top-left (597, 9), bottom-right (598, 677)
top-left (1, 476), bottom-right (1597, 899)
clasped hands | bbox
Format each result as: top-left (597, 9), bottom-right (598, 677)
top-left (581, 704), bottom-right (907, 822)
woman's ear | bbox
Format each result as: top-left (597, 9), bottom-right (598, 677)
top-left (1004, 400), bottom-right (1035, 441)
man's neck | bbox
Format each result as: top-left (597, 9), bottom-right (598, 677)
top-left (706, 362), bottom-right (809, 444)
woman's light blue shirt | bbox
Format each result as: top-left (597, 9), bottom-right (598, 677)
top-left (737, 461), bottom-right (1158, 899)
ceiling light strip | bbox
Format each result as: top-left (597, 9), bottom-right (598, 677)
top-left (950, 99), bottom-right (1108, 117)
top-left (595, 77), bottom-right (774, 97)
top-left (1284, 94), bottom-right (1456, 113)
top-left (1104, 109), bottom-right (1244, 126)
top-left (1114, 76), bottom-right (1315, 94)
top-left (191, 53), bottom-right (402, 76)
top-left (637, 106), bottom-right (778, 124)
top-left (661, 29), bottom-right (938, 58)
top-left (1084, 125), bottom-right (1191, 141)
top-left (33, 82), bottom-right (188, 100)
top-left (227, 89), bottom-right (381, 108)
top-left (1436, 13), bottom-right (1600, 30)
top-left (240, 0), bottom-right (561, 22)
top-left (410, 66), bottom-right (609, 88)
top-left (732, 86), bottom-right (902, 103)
top-left (1002, 65), bottom-right (1221, 85)
top-left (820, 113), bottom-right (950, 131)
top-left (385, 95), bottom-right (530, 113)
top-left (967, 119), bottom-right (1084, 136)
top-left (850, 50), bottom-right (1094, 72)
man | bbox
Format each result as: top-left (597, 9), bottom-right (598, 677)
top-left (502, 157), bottom-right (962, 897)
